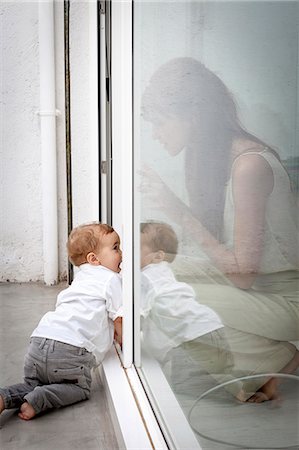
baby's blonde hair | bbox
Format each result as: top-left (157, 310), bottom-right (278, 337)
top-left (67, 222), bottom-right (114, 266)
top-left (140, 221), bottom-right (178, 263)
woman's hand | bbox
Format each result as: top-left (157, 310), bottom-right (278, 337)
top-left (139, 164), bottom-right (188, 223)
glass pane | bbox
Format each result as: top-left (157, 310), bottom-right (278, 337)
top-left (133, 1), bottom-right (299, 448)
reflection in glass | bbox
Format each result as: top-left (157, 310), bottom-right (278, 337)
top-left (140, 222), bottom-right (244, 400)
top-left (135, 1), bottom-right (299, 447)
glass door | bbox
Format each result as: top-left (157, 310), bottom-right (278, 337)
top-left (133, 1), bottom-right (299, 449)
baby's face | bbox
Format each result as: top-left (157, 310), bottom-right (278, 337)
top-left (140, 233), bottom-right (155, 269)
top-left (95, 231), bottom-right (122, 272)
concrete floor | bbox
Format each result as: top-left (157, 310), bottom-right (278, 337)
top-left (1, 282), bottom-right (298, 450)
top-left (0, 283), bottom-right (120, 450)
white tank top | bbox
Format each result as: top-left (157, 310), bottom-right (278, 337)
top-left (222, 148), bottom-right (298, 275)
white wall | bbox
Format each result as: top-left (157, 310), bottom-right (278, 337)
top-left (135, 0), bottom-right (299, 213)
top-left (198, 1), bottom-right (298, 159)
top-left (1, 3), bottom-right (44, 282)
top-left (136, 1), bottom-right (298, 160)
top-left (1, 1), bottom-right (98, 283)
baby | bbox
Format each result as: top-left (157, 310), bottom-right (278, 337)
top-left (140, 221), bottom-right (245, 399)
top-left (0, 222), bottom-right (123, 420)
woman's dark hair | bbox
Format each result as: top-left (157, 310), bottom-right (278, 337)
top-left (142, 57), bottom-right (267, 238)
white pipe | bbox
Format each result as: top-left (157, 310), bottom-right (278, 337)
top-left (38, 0), bottom-right (58, 285)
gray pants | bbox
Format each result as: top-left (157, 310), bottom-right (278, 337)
top-left (180, 329), bottom-right (243, 397)
top-left (0, 337), bottom-right (97, 415)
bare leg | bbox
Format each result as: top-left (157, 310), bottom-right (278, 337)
top-left (18, 402), bottom-right (36, 420)
top-left (248, 350), bottom-right (299, 403)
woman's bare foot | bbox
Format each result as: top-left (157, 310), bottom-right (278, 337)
top-left (18, 402), bottom-right (36, 420)
top-left (0, 395), bottom-right (5, 414)
top-left (248, 350), bottom-right (299, 403)
top-left (247, 376), bottom-right (280, 403)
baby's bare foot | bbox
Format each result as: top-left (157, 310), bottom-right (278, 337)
top-left (18, 402), bottom-right (36, 420)
top-left (235, 388), bottom-right (248, 402)
top-left (0, 395), bottom-right (5, 414)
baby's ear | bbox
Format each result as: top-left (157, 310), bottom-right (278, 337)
top-left (152, 250), bottom-right (165, 263)
top-left (86, 252), bottom-right (100, 266)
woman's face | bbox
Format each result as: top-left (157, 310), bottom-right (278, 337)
top-left (151, 116), bottom-right (191, 156)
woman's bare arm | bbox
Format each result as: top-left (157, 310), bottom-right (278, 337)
top-left (140, 155), bottom-right (274, 288)
top-left (184, 154), bottom-right (273, 288)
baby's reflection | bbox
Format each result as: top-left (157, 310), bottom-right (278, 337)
top-left (140, 221), bottom-right (245, 400)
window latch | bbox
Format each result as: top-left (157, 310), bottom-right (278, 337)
top-left (99, 1), bottom-right (106, 14)
top-left (101, 161), bottom-right (108, 174)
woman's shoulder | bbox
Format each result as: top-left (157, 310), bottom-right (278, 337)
top-left (232, 149), bottom-right (274, 196)
top-left (233, 150), bottom-right (273, 173)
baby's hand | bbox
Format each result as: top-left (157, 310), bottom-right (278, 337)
top-left (114, 317), bottom-right (123, 348)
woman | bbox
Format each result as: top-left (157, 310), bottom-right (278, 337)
top-left (141, 57), bottom-right (299, 401)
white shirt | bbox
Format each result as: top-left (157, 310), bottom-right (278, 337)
top-left (141, 262), bottom-right (223, 362)
top-left (31, 264), bottom-right (123, 364)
